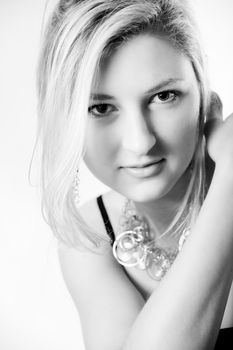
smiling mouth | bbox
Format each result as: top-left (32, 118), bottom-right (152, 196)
top-left (122, 159), bottom-right (165, 178)
top-left (127, 159), bottom-right (164, 168)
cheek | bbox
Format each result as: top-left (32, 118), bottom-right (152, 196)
top-left (83, 123), bottom-right (117, 172)
top-left (160, 108), bottom-right (199, 164)
top-left (175, 125), bottom-right (197, 164)
top-left (176, 118), bottom-right (197, 147)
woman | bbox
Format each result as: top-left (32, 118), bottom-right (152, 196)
top-left (36, 0), bottom-right (233, 349)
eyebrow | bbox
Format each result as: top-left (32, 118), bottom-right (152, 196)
top-left (90, 78), bottom-right (185, 101)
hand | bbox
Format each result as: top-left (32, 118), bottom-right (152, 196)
top-left (204, 92), bottom-right (233, 165)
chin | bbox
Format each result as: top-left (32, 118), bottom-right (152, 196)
top-left (118, 178), bottom-right (174, 203)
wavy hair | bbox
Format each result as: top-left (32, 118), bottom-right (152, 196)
top-left (36, 0), bottom-right (210, 250)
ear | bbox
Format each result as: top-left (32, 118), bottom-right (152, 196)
top-left (204, 91), bottom-right (223, 146)
top-left (204, 92), bottom-right (224, 164)
top-left (205, 91), bottom-right (223, 123)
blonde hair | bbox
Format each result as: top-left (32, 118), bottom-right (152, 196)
top-left (36, 0), bottom-right (210, 250)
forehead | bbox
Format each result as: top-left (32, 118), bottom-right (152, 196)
top-left (92, 34), bottom-right (197, 96)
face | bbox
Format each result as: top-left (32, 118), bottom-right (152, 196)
top-left (84, 34), bottom-right (201, 203)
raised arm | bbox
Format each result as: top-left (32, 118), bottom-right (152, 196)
top-left (58, 199), bottom-right (146, 350)
top-left (58, 240), bottom-right (145, 350)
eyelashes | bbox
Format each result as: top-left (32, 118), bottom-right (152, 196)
top-left (88, 103), bottom-right (117, 118)
top-left (150, 90), bottom-right (179, 104)
top-left (88, 90), bottom-right (180, 118)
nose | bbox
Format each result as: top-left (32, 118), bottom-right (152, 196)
top-left (121, 109), bottom-right (156, 155)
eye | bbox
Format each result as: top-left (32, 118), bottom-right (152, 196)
top-left (88, 103), bottom-right (116, 118)
top-left (151, 90), bottom-right (179, 104)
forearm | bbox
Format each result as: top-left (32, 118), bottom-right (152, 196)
top-left (123, 163), bottom-right (233, 350)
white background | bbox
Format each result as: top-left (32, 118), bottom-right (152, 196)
top-left (0, 0), bottom-right (232, 349)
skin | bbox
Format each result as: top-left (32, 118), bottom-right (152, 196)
top-left (84, 34), bottom-right (201, 232)
top-left (58, 32), bottom-right (233, 350)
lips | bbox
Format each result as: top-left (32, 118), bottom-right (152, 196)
top-left (121, 158), bottom-right (165, 178)
top-left (125, 159), bottom-right (164, 168)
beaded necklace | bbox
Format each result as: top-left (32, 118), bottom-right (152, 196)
top-left (113, 200), bottom-right (191, 281)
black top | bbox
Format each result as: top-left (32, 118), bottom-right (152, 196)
top-left (214, 327), bottom-right (233, 349)
top-left (96, 195), bottom-right (233, 348)
top-left (96, 195), bottom-right (115, 245)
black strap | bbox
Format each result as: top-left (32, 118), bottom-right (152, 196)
top-left (96, 195), bottom-right (115, 246)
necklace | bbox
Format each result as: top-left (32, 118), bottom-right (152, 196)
top-left (112, 200), bottom-right (191, 281)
